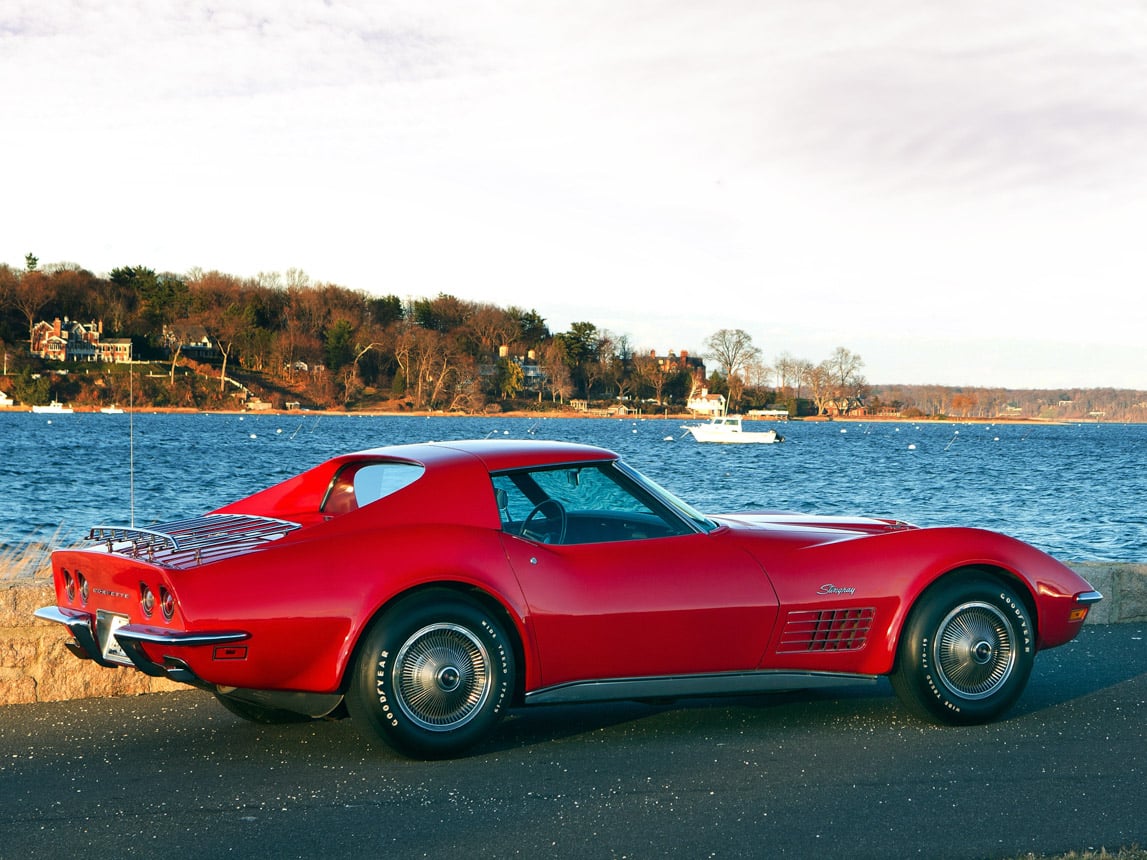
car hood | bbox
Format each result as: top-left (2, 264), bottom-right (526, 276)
top-left (712, 511), bottom-right (917, 547)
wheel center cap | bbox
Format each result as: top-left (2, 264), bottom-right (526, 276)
top-left (437, 666), bottom-right (461, 692)
top-left (971, 640), bottom-right (994, 664)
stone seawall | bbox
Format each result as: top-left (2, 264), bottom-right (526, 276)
top-left (2, 581), bottom-right (183, 705)
top-left (3, 563), bottom-right (1145, 707)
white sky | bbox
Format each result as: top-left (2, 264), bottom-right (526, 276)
top-left (3, 0), bottom-right (1146, 389)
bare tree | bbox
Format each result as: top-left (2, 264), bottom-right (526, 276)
top-left (395, 327), bottom-right (457, 409)
top-left (467, 305), bottom-right (520, 354)
top-left (333, 334), bottom-right (388, 405)
top-left (803, 361), bottom-right (835, 416)
top-left (447, 356), bottom-right (485, 412)
top-left (8, 270), bottom-right (55, 348)
top-left (583, 331), bottom-right (620, 398)
top-left (256, 271), bottom-right (283, 290)
top-left (169, 342), bottom-right (182, 386)
top-left (773, 351), bottom-right (801, 394)
top-left (744, 359), bottom-right (772, 392)
top-left (536, 340), bottom-right (572, 403)
top-left (704, 328), bottom-right (761, 411)
top-left (827, 346), bottom-right (864, 389)
top-left (951, 392), bottom-right (978, 417)
top-left (597, 331), bottom-right (634, 401)
top-left (793, 359), bottom-right (814, 400)
top-left (826, 346), bottom-right (866, 414)
top-left (632, 351), bottom-right (670, 405)
top-left (285, 268), bottom-right (311, 290)
top-left (0, 264), bottom-right (18, 314)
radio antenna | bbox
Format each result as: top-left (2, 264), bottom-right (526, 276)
top-left (129, 342), bottom-right (135, 527)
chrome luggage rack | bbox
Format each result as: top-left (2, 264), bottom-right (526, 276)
top-left (88, 514), bottom-right (301, 568)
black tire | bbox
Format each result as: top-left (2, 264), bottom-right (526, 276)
top-left (891, 575), bottom-right (1034, 725)
top-left (213, 692), bottom-right (316, 724)
top-left (346, 591), bottom-right (514, 758)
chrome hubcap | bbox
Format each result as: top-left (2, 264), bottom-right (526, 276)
top-left (394, 623), bottom-right (491, 732)
top-left (933, 601), bottom-right (1016, 700)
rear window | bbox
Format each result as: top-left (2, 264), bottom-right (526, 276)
top-left (353, 463), bottom-right (425, 505)
top-left (323, 462), bottom-right (425, 515)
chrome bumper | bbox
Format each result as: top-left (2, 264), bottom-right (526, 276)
top-left (35, 606), bottom-right (248, 685)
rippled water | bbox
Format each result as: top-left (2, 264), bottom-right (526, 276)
top-left (2, 412), bottom-right (1144, 561)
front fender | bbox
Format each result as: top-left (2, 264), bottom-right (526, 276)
top-left (754, 526), bottom-right (1096, 675)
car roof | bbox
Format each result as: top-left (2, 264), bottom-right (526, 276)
top-left (351, 439), bottom-right (618, 472)
top-left (214, 439), bottom-right (621, 528)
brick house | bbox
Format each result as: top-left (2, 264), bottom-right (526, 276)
top-left (30, 318), bottom-right (106, 362)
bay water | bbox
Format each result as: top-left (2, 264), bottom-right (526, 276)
top-left (2, 412), bottom-right (1143, 562)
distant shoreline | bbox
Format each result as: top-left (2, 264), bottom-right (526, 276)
top-left (0, 408), bottom-right (1101, 428)
top-left (0, 405), bottom-right (1096, 424)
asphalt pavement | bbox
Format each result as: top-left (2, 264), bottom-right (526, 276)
top-left (1, 623), bottom-right (1144, 860)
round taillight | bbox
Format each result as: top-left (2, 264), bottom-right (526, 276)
top-left (78, 572), bottom-right (89, 604)
top-left (159, 587), bottom-right (175, 620)
top-left (63, 569), bottom-right (76, 602)
top-left (140, 583), bottom-right (155, 617)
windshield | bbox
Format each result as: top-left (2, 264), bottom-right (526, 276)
top-left (613, 461), bottom-right (719, 533)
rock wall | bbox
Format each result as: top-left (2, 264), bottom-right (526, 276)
top-left (3, 563), bottom-right (1144, 707)
top-left (1072, 562), bottom-right (1147, 626)
top-left (2, 582), bottom-right (182, 705)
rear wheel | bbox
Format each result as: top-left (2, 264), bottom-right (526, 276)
top-left (891, 575), bottom-right (1034, 725)
top-left (346, 591), bottom-right (514, 758)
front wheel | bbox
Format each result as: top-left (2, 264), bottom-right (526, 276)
top-left (346, 591), bottom-right (515, 758)
top-left (891, 576), bottom-right (1034, 725)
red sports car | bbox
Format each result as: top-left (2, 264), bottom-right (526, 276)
top-left (37, 439), bottom-right (1101, 758)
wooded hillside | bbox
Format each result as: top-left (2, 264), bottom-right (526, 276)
top-left (2, 258), bottom-right (1144, 421)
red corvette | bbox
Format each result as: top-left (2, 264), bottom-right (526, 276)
top-left (37, 439), bottom-right (1101, 757)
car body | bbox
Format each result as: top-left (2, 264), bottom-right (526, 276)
top-left (37, 439), bottom-right (1102, 757)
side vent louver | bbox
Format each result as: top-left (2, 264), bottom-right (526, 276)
top-left (778, 608), bottom-right (875, 653)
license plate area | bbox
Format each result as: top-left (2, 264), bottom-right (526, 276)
top-left (96, 611), bottom-right (132, 665)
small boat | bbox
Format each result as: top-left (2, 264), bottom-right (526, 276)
top-left (684, 414), bottom-right (783, 444)
top-left (32, 400), bottom-right (74, 414)
top-left (100, 405), bottom-right (125, 414)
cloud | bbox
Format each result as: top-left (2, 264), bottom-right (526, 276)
top-left (2, 0), bottom-right (1145, 387)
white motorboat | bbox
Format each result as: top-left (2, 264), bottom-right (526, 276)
top-left (31, 400), bottom-right (74, 414)
top-left (100, 405), bottom-right (125, 414)
top-left (684, 414), bottom-right (783, 444)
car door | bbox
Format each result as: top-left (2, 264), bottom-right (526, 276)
top-left (494, 464), bottom-right (778, 688)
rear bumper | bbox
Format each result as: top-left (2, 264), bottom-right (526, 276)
top-left (35, 605), bottom-right (248, 685)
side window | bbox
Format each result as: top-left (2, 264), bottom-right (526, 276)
top-left (492, 464), bottom-right (688, 544)
top-left (530, 466), bottom-right (647, 513)
top-left (491, 473), bottom-right (534, 524)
